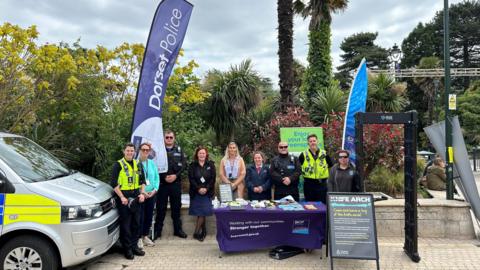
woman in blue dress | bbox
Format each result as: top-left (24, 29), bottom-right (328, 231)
top-left (245, 151), bottom-right (272, 200)
top-left (188, 146), bottom-right (216, 241)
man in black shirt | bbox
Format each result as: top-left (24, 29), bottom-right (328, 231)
top-left (154, 131), bottom-right (187, 239)
top-left (270, 142), bottom-right (302, 201)
top-left (111, 143), bottom-right (146, 260)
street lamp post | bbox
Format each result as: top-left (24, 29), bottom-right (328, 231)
top-left (389, 43), bottom-right (402, 80)
top-left (433, 78), bottom-right (440, 123)
top-left (444, 0), bottom-right (454, 200)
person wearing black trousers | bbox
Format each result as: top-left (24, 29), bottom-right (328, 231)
top-left (154, 130), bottom-right (187, 240)
top-left (111, 143), bottom-right (146, 259)
top-left (298, 134), bottom-right (333, 204)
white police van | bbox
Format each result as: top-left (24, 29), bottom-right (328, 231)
top-left (0, 133), bottom-right (119, 269)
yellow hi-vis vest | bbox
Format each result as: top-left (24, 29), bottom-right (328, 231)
top-left (117, 158), bottom-right (140, 191)
top-left (301, 149), bottom-right (329, 179)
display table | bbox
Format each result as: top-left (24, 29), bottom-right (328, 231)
top-left (214, 202), bottom-right (326, 252)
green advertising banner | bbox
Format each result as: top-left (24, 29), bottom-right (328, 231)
top-left (280, 127), bottom-right (324, 153)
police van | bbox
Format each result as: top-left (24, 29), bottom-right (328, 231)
top-left (0, 133), bottom-right (119, 269)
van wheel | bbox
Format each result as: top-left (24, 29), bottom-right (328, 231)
top-left (0, 235), bottom-right (59, 270)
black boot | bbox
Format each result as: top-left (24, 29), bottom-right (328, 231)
top-left (124, 249), bottom-right (134, 260)
top-left (153, 226), bottom-right (162, 241)
top-left (133, 247), bottom-right (145, 256)
top-left (174, 229), bottom-right (187, 238)
top-left (174, 219), bottom-right (187, 238)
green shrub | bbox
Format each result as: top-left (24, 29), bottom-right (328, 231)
top-left (367, 166), bottom-right (404, 197)
top-left (417, 157), bottom-right (426, 178)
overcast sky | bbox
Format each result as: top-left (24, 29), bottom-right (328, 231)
top-left (0, 0), bottom-right (464, 88)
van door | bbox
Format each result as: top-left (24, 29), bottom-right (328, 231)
top-left (0, 170), bottom-right (15, 236)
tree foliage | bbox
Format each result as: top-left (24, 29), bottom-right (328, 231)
top-left (401, 1), bottom-right (480, 89)
top-left (322, 113), bottom-right (404, 180)
top-left (294, 0), bottom-right (349, 109)
top-left (309, 80), bottom-right (346, 124)
top-left (401, 22), bottom-right (440, 68)
top-left (336, 32), bottom-right (389, 88)
top-left (202, 59), bottom-right (263, 144)
top-left (367, 73), bottom-right (408, 112)
top-left (253, 107), bottom-right (313, 160)
top-left (0, 23), bottom-right (207, 180)
top-left (413, 56), bottom-right (443, 125)
top-left (457, 80), bottom-right (480, 145)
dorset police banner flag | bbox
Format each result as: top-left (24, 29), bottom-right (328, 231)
top-left (342, 58), bottom-right (368, 163)
top-left (131, 0), bottom-right (193, 173)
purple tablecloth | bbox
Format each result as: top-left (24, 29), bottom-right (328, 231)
top-left (214, 202), bottom-right (327, 252)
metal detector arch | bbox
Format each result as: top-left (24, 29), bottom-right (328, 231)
top-left (355, 111), bottom-right (420, 263)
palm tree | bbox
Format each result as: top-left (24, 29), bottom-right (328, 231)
top-left (414, 56), bottom-right (443, 125)
top-left (277, 0), bottom-right (294, 110)
top-left (294, 0), bottom-right (349, 108)
top-left (367, 73), bottom-right (408, 112)
top-left (309, 80), bottom-right (346, 124)
top-left (203, 59), bottom-right (262, 143)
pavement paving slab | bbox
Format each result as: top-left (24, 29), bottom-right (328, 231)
top-left (71, 171), bottom-right (480, 269)
top-left (74, 236), bottom-right (480, 270)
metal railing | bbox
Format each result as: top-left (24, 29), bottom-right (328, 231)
top-left (470, 148), bottom-right (480, 172)
top-left (370, 68), bottom-right (480, 78)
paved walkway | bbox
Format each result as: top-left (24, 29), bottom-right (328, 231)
top-left (76, 236), bottom-right (480, 270)
top-left (72, 171), bottom-right (480, 269)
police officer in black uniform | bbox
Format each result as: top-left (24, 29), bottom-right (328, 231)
top-left (111, 143), bottom-right (146, 260)
top-left (270, 141), bottom-right (302, 201)
top-left (154, 130), bottom-right (187, 239)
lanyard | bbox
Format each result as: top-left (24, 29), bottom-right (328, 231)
top-left (140, 159), bottom-right (149, 180)
top-left (199, 162), bottom-right (208, 179)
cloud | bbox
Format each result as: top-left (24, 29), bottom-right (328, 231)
top-left (0, 0), bottom-right (465, 87)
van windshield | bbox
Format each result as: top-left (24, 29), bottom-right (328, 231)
top-left (0, 136), bottom-right (71, 183)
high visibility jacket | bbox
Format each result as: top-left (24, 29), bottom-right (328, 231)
top-left (117, 158), bottom-right (140, 191)
top-left (301, 149), bottom-right (329, 179)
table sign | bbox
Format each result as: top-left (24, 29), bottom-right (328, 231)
top-left (219, 183), bottom-right (233, 202)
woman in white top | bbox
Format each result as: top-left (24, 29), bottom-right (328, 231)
top-left (219, 142), bottom-right (246, 199)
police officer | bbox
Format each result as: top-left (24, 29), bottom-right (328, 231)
top-left (111, 143), bottom-right (146, 260)
top-left (270, 142), bottom-right (302, 201)
top-left (154, 130), bottom-right (187, 239)
top-left (299, 134), bottom-right (333, 204)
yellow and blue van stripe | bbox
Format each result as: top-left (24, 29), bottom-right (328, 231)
top-left (0, 193), bottom-right (4, 225)
top-left (1, 194), bottom-right (60, 225)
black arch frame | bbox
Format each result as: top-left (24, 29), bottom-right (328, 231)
top-left (355, 111), bottom-right (421, 263)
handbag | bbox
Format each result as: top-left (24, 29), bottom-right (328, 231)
top-left (268, 245), bottom-right (304, 260)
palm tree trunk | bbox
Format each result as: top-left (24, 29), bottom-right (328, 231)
top-left (277, 0), bottom-right (294, 111)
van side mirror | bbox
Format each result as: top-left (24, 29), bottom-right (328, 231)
top-left (0, 171), bottom-right (15, 193)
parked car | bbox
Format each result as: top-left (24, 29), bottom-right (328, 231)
top-left (0, 132), bottom-right (119, 269)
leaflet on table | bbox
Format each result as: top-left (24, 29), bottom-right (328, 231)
top-left (274, 195), bottom-right (296, 204)
top-left (227, 199), bottom-right (249, 210)
top-left (278, 203), bottom-right (304, 211)
top-left (251, 200), bottom-right (276, 210)
top-left (303, 204), bottom-right (318, 210)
